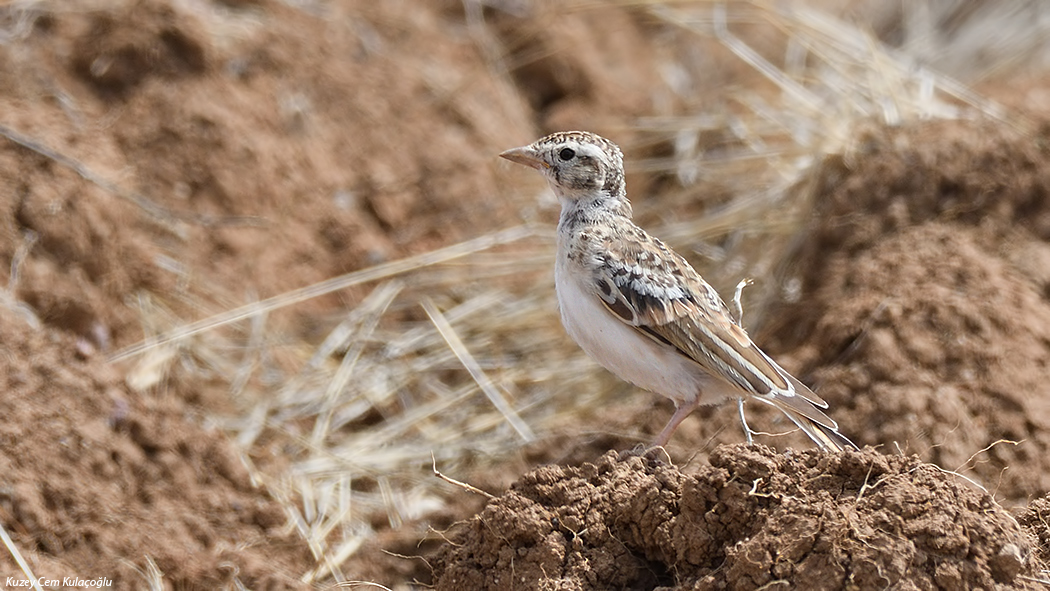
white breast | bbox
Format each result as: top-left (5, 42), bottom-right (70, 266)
top-left (554, 249), bottom-right (731, 407)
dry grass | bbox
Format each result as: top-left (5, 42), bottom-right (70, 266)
top-left (118, 224), bottom-right (614, 583)
top-left (0, 521), bottom-right (43, 591)
top-left (104, 0), bottom-right (1041, 586)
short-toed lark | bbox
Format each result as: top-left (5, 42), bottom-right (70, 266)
top-left (501, 131), bottom-right (856, 451)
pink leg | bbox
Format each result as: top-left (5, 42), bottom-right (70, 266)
top-left (651, 398), bottom-right (702, 447)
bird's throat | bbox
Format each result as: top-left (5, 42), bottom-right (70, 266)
top-left (557, 192), bottom-right (632, 234)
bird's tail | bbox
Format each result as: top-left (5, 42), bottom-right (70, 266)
top-left (772, 403), bottom-right (858, 452)
top-left (754, 372), bottom-right (858, 452)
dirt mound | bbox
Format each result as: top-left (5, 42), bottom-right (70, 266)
top-left (0, 309), bottom-right (309, 587)
top-left (1019, 493), bottom-right (1050, 566)
top-left (764, 121), bottom-right (1050, 503)
top-left (432, 444), bottom-right (1043, 590)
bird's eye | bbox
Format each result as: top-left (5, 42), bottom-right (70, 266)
top-left (559, 148), bottom-right (576, 161)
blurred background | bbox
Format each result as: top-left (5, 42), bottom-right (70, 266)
top-left (2, 0), bottom-right (1050, 588)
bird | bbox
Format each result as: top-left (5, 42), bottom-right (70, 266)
top-left (500, 131), bottom-right (856, 452)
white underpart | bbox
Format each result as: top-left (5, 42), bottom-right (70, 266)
top-left (554, 245), bottom-right (736, 408)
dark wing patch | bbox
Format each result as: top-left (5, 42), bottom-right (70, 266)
top-left (606, 298), bottom-right (635, 322)
top-left (597, 278), bottom-right (613, 297)
top-left (601, 253), bottom-right (685, 325)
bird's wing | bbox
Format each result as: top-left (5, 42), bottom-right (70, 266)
top-left (591, 230), bottom-right (852, 447)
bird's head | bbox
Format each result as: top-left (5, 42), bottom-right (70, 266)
top-left (500, 131), bottom-right (625, 204)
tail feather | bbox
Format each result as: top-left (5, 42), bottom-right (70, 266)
top-left (767, 399), bottom-right (858, 452)
top-left (748, 370), bottom-right (857, 451)
top-left (757, 364), bottom-right (858, 452)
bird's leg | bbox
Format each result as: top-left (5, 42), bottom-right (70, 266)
top-left (651, 398), bottom-right (702, 447)
top-left (737, 397), bottom-right (755, 445)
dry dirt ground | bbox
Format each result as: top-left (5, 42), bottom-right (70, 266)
top-left (1, 1), bottom-right (1050, 589)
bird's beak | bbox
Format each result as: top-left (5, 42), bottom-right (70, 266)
top-left (499, 146), bottom-right (548, 170)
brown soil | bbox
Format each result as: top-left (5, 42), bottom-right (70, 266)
top-left (433, 445), bottom-right (1038, 590)
top-left (2, 0), bottom-right (1050, 589)
top-left (773, 121), bottom-right (1050, 503)
top-left (0, 310), bottom-right (308, 588)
